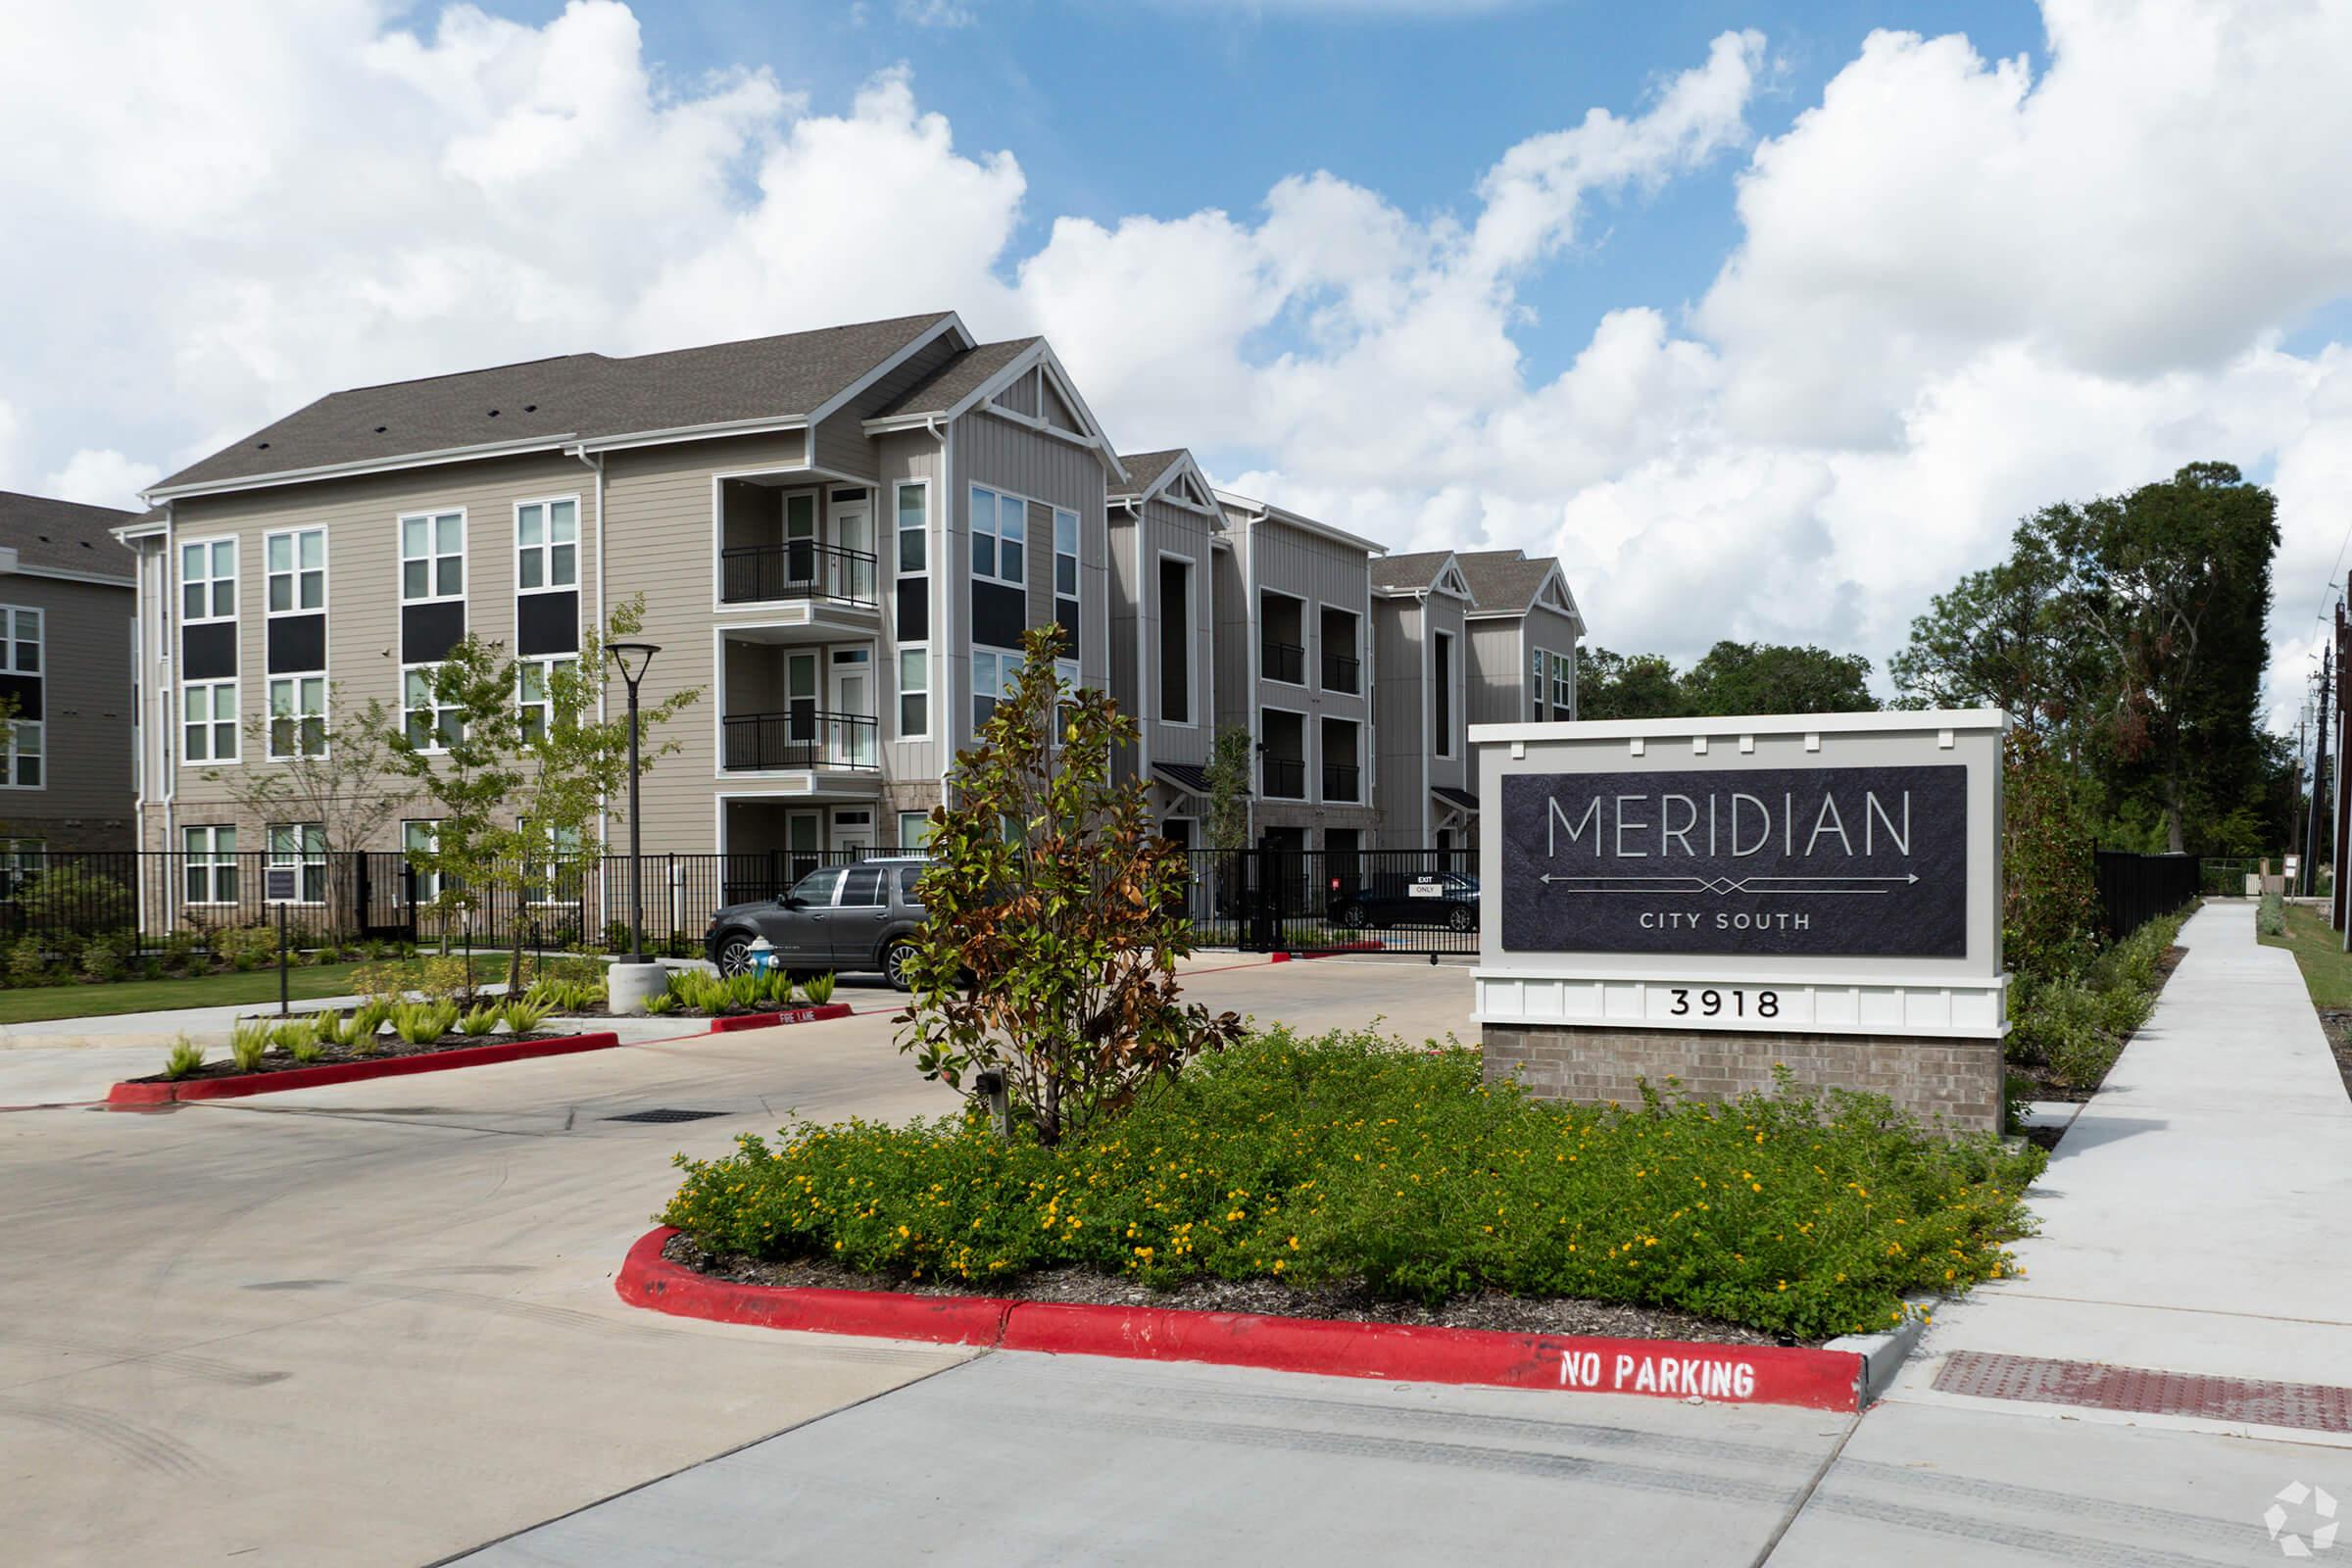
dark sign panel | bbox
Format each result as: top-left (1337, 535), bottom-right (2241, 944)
top-left (1499, 765), bottom-right (1968, 957)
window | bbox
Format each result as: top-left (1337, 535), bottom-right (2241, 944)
top-left (266, 529), bottom-right (325, 613)
top-left (839, 864), bottom-right (886, 906)
top-left (1054, 657), bottom-right (1080, 748)
top-left (1054, 508), bottom-right (1080, 644)
top-left (896, 481), bottom-right (928, 574)
top-left (403, 820), bottom-right (445, 905)
top-left (0, 607), bottom-right (41, 674)
top-left (791, 865), bottom-right (846, 906)
top-left (183, 680), bottom-right (238, 763)
top-left (521, 821), bottom-right (583, 905)
top-left (403, 666), bottom-right (463, 751)
top-left (973, 648), bottom-right (1023, 729)
top-left (1, 721), bottom-right (39, 789)
top-left (1532, 647), bottom-right (1547, 718)
top-left (268, 675), bottom-right (327, 760)
top-left (0, 838), bottom-right (43, 899)
top-left (1433, 630), bottom-right (1455, 759)
top-left (184, 825), bottom-right (238, 905)
top-left (1157, 557), bottom-right (1193, 724)
top-left (897, 647), bottom-right (929, 739)
top-left (897, 810), bottom-right (932, 850)
top-left (268, 822), bottom-right (326, 905)
top-left (969, 486), bottom-right (1026, 586)
top-left (1550, 650), bottom-right (1573, 716)
top-left (180, 539), bottom-right (236, 622)
top-left (896, 864), bottom-right (926, 903)
top-left (400, 511), bottom-right (465, 602)
top-left (515, 499), bottom-right (578, 592)
top-left (516, 658), bottom-right (574, 742)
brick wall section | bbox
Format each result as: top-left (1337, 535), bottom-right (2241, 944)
top-left (1483, 1024), bottom-right (2003, 1134)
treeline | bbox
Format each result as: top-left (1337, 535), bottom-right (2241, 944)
top-left (1577, 641), bottom-right (1877, 720)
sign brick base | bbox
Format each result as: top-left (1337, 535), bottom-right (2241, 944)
top-left (1483, 1022), bottom-right (2003, 1133)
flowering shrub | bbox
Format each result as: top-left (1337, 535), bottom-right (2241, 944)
top-left (662, 1027), bottom-right (2045, 1341)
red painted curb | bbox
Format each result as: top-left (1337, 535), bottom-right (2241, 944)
top-left (616, 1227), bottom-right (1862, 1410)
top-left (105, 1030), bottom-right (625, 1105)
top-left (1283, 940), bottom-right (1389, 958)
top-left (708, 1003), bottom-right (856, 1033)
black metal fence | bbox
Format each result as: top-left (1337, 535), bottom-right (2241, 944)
top-left (1176, 847), bottom-right (1480, 956)
top-left (2095, 852), bottom-right (2202, 940)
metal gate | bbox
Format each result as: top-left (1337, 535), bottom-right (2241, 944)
top-left (1185, 847), bottom-right (1479, 956)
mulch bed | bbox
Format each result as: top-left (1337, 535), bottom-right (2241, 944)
top-left (2312, 1010), bottom-right (2352, 1100)
top-left (2006, 944), bottom-right (2188, 1111)
top-left (662, 1233), bottom-right (1798, 1348)
top-left (127, 1029), bottom-right (581, 1083)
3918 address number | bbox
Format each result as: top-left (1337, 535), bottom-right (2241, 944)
top-left (1667, 987), bottom-right (1779, 1019)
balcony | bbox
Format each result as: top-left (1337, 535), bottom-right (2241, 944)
top-left (1261, 756), bottom-right (1306, 799)
top-left (1322, 762), bottom-right (1360, 803)
top-left (1261, 641), bottom-right (1305, 685)
top-left (1321, 652), bottom-right (1360, 695)
top-left (720, 543), bottom-right (878, 609)
top-left (722, 710), bottom-right (880, 773)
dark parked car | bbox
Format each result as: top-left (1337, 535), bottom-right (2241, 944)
top-left (705, 858), bottom-right (931, 990)
top-left (1327, 870), bottom-right (1480, 932)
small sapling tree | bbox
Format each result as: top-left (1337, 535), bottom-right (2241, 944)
top-left (898, 624), bottom-right (1243, 1147)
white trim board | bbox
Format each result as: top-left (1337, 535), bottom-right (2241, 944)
top-left (1469, 710), bottom-right (2009, 745)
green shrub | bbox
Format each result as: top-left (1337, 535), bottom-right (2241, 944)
top-left (667, 970), bottom-right (729, 1014)
top-left (7, 937), bottom-right (50, 986)
top-left (2006, 909), bottom-right (2184, 1092)
top-left (288, 1033), bottom-right (327, 1064)
top-left (78, 936), bottom-right (128, 983)
top-left (2257, 890), bottom-right (2286, 937)
top-left (216, 925), bottom-right (279, 967)
top-left (456, 1003), bottom-right (504, 1037)
top-left (229, 1020), bottom-right (271, 1072)
top-left (645, 993), bottom-right (680, 1016)
top-left (269, 1018), bottom-right (314, 1053)
top-left (2002, 732), bottom-right (2103, 983)
top-left (161, 930), bottom-right (200, 972)
top-left (525, 976), bottom-right (601, 1013)
top-left (500, 998), bottom-right (551, 1036)
top-left (162, 1036), bottom-right (206, 1080)
top-left (804, 971), bottom-right (837, 1004)
top-left (392, 1001), bottom-right (458, 1045)
top-left (662, 1028), bottom-right (2045, 1342)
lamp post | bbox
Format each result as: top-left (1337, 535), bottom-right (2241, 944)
top-left (607, 641), bottom-right (660, 965)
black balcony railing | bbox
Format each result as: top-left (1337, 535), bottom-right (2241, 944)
top-left (1322, 762), bottom-right (1361, 802)
top-left (719, 542), bottom-right (879, 607)
top-left (721, 710), bottom-right (881, 772)
top-left (1261, 641), bottom-right (1305, 685)
top-left (1262, 756), bottom-right (1307, 799)
top-left (1322, 652), bottom-right (1361, 694)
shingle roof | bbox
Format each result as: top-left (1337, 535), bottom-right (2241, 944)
top-left (1110, 450), bottom-right (1186, 500)
top-left (158, 313), bottom-right (960, 494)
top-left (1152, 761), bottom-right (1213, 798)
top-left (1369, 551), bottom-right (1455, 592)
top-left (872, 337), bottom-right (1041, 419)
top-left (1456, 550), bottom-right (1561, 613)
top-left (0, 492), bottom-right (139, 581)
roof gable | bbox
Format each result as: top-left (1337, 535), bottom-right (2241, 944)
top-left (1111, 449), bottom-right (1221, 516)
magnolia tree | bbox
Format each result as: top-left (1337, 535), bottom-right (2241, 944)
top-left (897, 624), bottom-right (1243, 1147)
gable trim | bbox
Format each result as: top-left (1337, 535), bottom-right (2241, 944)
top-left (804, 312), bottom-right (973, 428)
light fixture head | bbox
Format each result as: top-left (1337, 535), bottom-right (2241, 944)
top-left (607, 641), bottom-right (661, 685)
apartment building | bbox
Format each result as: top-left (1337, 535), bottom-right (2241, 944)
top-left (1458, 549), bottom-right (1585, 728)
top-left (1104, 449), bottom-right (1223, 851)
top-left (1209, 491), bottom-right (1382, 860)
top-left (0, 492), bottom-right (139, 855)
top-left (120, 313), bottom-right (1120, 897)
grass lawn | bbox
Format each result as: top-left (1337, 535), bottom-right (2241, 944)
top-left (0, 962), bottom-right (377, 1024)
top-left (2258, 901), bottom-right (2352, 1008)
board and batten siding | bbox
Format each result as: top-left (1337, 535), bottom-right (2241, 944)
top-left (159, 450), bottom-right (603, 851)
top-left (1520, 601), bottom-right (1582, 719)
top-left (1106, 514), bottom-right (1141, 784)
top-left (1372, 595), bottom-right (1426, 848)
top-left (1464, 614), bottom-right (1529, 727)
top-left (1209, 541), bottom-right (1251, 737)
top-left (1135, 492), bottom-right (1215, 772)
top-left (0, 573), bottom-right (134, 849)
top-left (1423, 591), bottom-right (1470, 797)
top-left (875, 428), bottom-right (946, 791)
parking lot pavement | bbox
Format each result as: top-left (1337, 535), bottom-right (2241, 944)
top-left (452, 1350), bottom-right (1852, 1568)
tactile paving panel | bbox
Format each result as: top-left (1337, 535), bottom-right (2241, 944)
top-left (1934, 1348), bottom-right (2352, 1433)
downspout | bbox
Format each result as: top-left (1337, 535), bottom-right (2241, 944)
top-left (570, 446), bottom-right (611, 854)
top-left (928, 414), bottom-right (954, 813)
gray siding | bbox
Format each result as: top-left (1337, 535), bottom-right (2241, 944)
top-left (1465, 615), bottom-right (1529, 727)
top-left (1134, 492), bottom-right (1215, 773)
top-left (0, 572), bottom-right (134, 850)
top-left (1372, 595), bottom-right (1425, 849)
top-left (1107, 514), bottom-right (1140, 784)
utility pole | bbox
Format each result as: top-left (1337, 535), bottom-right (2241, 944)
top-left (2308, 653), bottom-right (2330, 899)
top-left (2292, 707), bottom-right (2308, 899)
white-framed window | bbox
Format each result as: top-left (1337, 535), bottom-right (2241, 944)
top-left (1433, 629), bottom-right (1456, 760)
top-left (400, 511), bottom-right (465, 603)
top-left (1053, 508), bottom-right (1080, 635)
top-left (183, 680), bottom-right (238, 763)
top-left (1, 721), bottom-right (40, 789)
top-left (520, 819), bottom-right (584, 906)
top-left (268, 675), bottom-right (327, 760)
top-left (1053, 657), bottom-right (1080, 749)
top-left (896, 480), bottom-right (928, 575)
top-left (1155, 555), bottom-right (1194, 726)
top-left (403, 665), bottom-right (463, 752)
top-left (267, 822), bottom-right (326, 905)
top-left (515, 498), bottom-right (578, 593)
top-left (0, 606), bottom-right (42, 675)
top-left (1532, 646), bottom-right (1547, 718)
top-left (897, 646), bottom-right (929, 739)
top-left (969, 486), bottom-right (1026, 587)
top-left (972, 647), bottom-right (1023, 729)
top-left (0, 837), bottom-right (44, 898)
top-left (179, 538), bottom-right (237, 622)
top-left (184, 825), bottom-right (238, 905)
top-left (265, 528), bottom-right (325, 613)
top-left (1550, 650), bottom-right (1573, 715)
top-left (402, 819), bottom-right (445, 905)
top-left (896, 810), bottom-right (932, 850)
top-left (516, 657), bottom-right (574, 742)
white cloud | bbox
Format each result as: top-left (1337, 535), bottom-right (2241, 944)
top-left (40, 451), bottom-right (163, 512)
top-left (2, 0), bottom-right (2347, 728)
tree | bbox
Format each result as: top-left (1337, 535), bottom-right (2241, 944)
top-left (1681, 640), bottom-right (1877, 716)
top-left (1576, 648), bottom-right (1686, 720)
top-left (898, 624), bottom-right (1244, 1148)
top-left (1202, 725), bottom-right (1253, 850)
top-left (204, 686), bottom-right (412, 932)
top-left (384, 597), bottom-right (699, 991)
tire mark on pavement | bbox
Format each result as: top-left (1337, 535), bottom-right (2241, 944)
top-left (0, 1396), bottom-right (206, 1476)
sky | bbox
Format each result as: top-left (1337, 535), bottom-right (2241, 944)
top-left (3, 0), bottom-right (2349, 728)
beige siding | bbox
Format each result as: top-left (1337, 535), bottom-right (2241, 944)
top-left (810, 333), bottom-right (961, 477)
top-left (0, 573), bottom-right (135, 849)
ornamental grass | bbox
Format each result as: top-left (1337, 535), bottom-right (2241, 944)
top-left (662, 1027), bottom-right (2045, 1341)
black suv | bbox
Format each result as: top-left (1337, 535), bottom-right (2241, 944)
top-left (1327, 870), bottom-right (1480, 932)
top-left (704, 858), bottom-right (931, 990)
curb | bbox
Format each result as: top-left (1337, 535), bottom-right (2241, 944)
top-left (617, 1228), bottom-right (1864, 1411)
top-left (1270, 941), bottom-right (1388, 962)
top-left (1826, 1300), bottom-right (1935, 1406)
top-left (707, 1003), bottom-right (856, 1034)
top-left (106, 1030), bottom-right (625, 1104)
